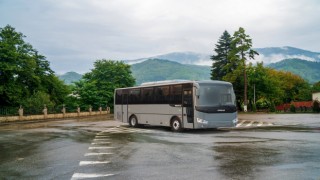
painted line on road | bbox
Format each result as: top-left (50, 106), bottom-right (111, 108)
top-left (246, 121), bottom-right (254, 127)
top-left (257, 122), bottom-right (264, 126)
top-left (93, 138), bottom-right (110, 141)
top-left (89, 147), bottom-right (115, 150)
top-left (95, 136), bottom-right (110, 139)
top-left (91, 142), bottom-right (111, 145)
top-left (71, 173), bottom-right (114, 179)
top-left (84, 152), bottom-right (113, 156)
top-left (236, 120), bottom-right (246, 127)
top-left (93, 139), bottom-right (111, 141)
top-left (79, 161), bottom-right (110, 166)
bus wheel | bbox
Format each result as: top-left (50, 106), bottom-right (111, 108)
top-left (171, 117), bottom-right (182, 132)
top-left (129, 115), bottom-right (138, 127)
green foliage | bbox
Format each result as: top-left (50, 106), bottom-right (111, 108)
top-left (268, 59), bottom-right (320, 84)
top-left (269, 101), bottom-right (276, 112)
top-left (131, 59), bottom-right (210, 85)
top-left (0, 25), bottom-right (70, 108)
top-left (252, 103), bottom-right (257, 112)
top-left (211, 30), bottom-right (232, 80)
top-left (222, 27), bottom-right (258, 109)
top-left (312, 81), bottom-right (320, 92)
top-left (74, 60), bottom-right (135, 109)
top-left (313, 101), bottom-right (320, 113)
top-left (290, 104), bottom-right (296, 113)
top-left (22, 91), bottom-right (54, 114)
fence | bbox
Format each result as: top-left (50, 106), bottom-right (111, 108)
top-left (0, 106), bottom-right (111, 123)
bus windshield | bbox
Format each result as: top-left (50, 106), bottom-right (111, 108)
top-left (198, 84), bottom-right (235, 107)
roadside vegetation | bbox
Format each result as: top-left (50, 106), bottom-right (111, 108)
top-left (210, 28), bottom-right (320, 112)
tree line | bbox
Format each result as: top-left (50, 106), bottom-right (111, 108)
top-left (0, 25), bottom-right (134, 114)
top-left (210, 28), bottom-right (320, 111)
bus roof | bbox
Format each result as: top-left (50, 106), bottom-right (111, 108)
top-left (115, 80), bottom-right (232, 90)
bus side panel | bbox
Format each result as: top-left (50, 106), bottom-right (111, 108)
top-left (114, 104), bottom-right (122, 122)
top-left (128, 104), bottom-right (183, 127)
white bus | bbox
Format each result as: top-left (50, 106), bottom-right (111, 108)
top-left (114, 80), bottom-right (237, 131)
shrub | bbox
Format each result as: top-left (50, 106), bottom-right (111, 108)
top-left (313, 101), bottom-right (320, 113)
top-left (290, 104), bottom-right (296, 113)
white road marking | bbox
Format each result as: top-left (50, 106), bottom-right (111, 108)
top-left (91, 142), bottom-right (111, 145)
top-left (79, 161), bottom-right (110, 166)
top-left (95, 136), bottom-right (110, 138)
top-left (84, 152), bottom-right (113, 156)
top-left (246, 121), bottom-right (254, 127)
top-left (88, 147), bottom-right (115, 150)
top-left (257, 122), bottom-right (264, 126)
top-left (71, 173), bottom-right (114, 179)
top-left (236, 120), bottom-right (246, 127)
top-left (93, 139), bottom-right (110, 141)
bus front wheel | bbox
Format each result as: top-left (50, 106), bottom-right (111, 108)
top-left (171, 117), bottom-right (182, 132)
top-left (129, 115), bottom-right (138, 127)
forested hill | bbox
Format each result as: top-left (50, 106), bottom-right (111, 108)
top-left (268, 58), bottom-right (320, 83)
top-left (131, 59), bottom-right (211, 85)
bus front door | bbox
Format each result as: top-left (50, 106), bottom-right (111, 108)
top-left (182, 88), bottom-right (194, 129)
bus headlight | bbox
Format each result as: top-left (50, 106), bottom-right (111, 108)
top-left (232, 118), bottom-right (238, 125)
top-left (197, 118), bottom-right (208, 124)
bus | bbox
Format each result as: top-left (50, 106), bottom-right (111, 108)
top-left (114, 80), bottom-right (237, 131)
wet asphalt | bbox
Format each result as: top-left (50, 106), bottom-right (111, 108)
top-left (0, 114), bottom-right (320, 180)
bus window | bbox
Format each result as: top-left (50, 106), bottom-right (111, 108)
top-left (155, 86), bottom-right (170, 104)
top-left (142, 87), bottom-right (154, 104)
top-left (170, 85), bottom-right (182, 104)
top-left (129, 89), bottom-right (141, 104)
top-left (115, 90), bottom-right (122, 104)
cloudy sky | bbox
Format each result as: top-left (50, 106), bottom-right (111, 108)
top-left (1, 0), bottom-right (320, 73)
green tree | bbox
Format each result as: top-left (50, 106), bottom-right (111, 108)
top-left (211, 30), bottom-right (232, 80)
top-left (74, 60), bottom-right (135, 109)
top-left (312, 81), bottom-right (320, 92)
top-left (224, 27), bottom-right (259, 111)
top-left (0, 25), bottom-right (69, 108)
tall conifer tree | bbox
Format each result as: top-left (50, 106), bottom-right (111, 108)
top-left (210, 30), bottom-right (232, 80)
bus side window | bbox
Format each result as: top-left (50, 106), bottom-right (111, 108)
top-left (115, 90), bottom-right (122, 104)
top-left (170, 85), bottom-right (182, 104)
top-left (142, 87), bottom-right (154, 104)
top-left (129, 89), bottom-right (141, 104)
top-left (155, 86), bottom-right (170, 104)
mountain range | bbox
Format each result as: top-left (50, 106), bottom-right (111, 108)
top-left (58, 46), bottom-right (320, 85)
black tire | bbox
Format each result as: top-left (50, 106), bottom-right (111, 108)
top-left (129, 115), bottom-right (138, 127)
top-left (171, 117), bottom-right (182, 132)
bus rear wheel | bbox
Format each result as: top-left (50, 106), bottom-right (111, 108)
top-left (171, 117), bottom-right (182, 132)
top-left (129, 115), bottom-right (138, 127)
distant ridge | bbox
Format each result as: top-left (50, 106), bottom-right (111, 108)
top-left (268, 58), bottom-right (320, 83)
top-left (58, 71), bottom-right (82, 84)
top-left (131, 59), bottom-right (210, 85)
top-left (125, 46), bottom-right (320, 66)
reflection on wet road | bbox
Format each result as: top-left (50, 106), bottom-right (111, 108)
top-left (0, 114), bottom-right (320, 179)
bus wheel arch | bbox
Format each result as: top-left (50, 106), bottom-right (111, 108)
top-left (129, 115), bottom-right (139, 127)
top-left (170, 116), bottom-right (182, 132)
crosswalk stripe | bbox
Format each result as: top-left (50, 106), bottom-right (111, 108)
top-left (79, 161), bottom-right (110, 166)
top-left (71, 173), bottom-right (114, 179)
top-left (89, 147), bottom-right (115, 150)
top-left (236, 120), bottom-right (246, 127)
top-left (246, 121), bottom-right (254, 127)
top-left (91, 142), bottom-right (111, 145)
top-left (84, 153), bottom-right (113, 156)
top-left (257, 122), bottom-right (263, 126)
